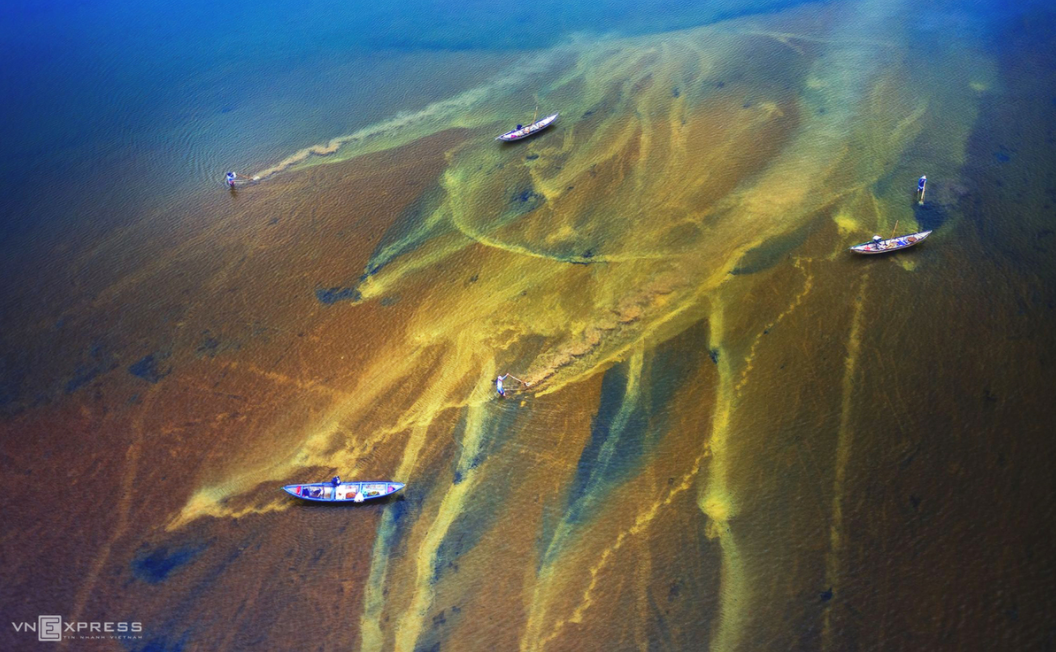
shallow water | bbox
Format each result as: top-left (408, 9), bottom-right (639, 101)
top-left (2, 0), bottom-right (1055, 650)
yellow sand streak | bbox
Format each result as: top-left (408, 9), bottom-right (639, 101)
top-left (697, 300), bottom-right (750, 652)
top-left (392, 386), bottom-right (492, 652)
top-left (168, 346), bottom-right (458, 529)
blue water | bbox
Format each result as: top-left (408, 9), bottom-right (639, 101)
top-left (0, 0), bottom-right (809, 258)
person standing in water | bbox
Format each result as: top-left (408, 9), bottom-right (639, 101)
top-left (495, 373), bottom-right (528, 398)
top-left (226, 171), bottom-right (237, 188)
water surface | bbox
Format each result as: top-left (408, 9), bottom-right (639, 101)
top-left (1, 0), bottom-right (1055, 650)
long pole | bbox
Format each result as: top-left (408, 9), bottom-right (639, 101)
top-left (889, 219), bottom-right (899, 239)
top-left (919, 183), bottom-right (926, 205)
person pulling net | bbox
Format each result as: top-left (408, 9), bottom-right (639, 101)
top-left (225, 171), bottom-right (260, 188)
top-left (495, 373), bottom-right (529, 398)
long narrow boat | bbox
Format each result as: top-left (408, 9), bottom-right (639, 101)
top-left (496, 113), bottom-right (558, 142)
top-left (850, 230), bottom-right (932, 254)
top-left (283, 478), bottom-right (404, 503)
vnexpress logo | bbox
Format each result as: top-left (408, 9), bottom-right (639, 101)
top-left (11, 615), bottom-right (143, 642)
top-left (38, 615), bottom-right (62, 641)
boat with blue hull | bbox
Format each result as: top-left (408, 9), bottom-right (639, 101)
top-left (283, 477), bottom-right (404, 503)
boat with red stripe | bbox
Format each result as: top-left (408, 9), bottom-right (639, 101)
top-left (283, 477), bottom-right (404, 503)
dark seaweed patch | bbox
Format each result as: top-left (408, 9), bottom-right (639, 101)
top-left (912, 199), bottom-right (948, 231)
top-left (132, 546), bottom-right (202, 584)
top-left (315, 287), bottom-right (361, 305)
top-left (196, 335), bottom-right (220, 358)
top-left (128, 352), bottom-right (172, 384)
top-left (514, 188), bottom-right (540, 204)
top-left (731, 224), bottom-right (809, 275)
top-left (65, 341), bottom-right (119, 394)
top-left (563, 365), bottom-right (649, 526)
top-left (0, 359), bottom-right (24, 409)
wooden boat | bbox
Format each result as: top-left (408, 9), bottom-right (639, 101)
top-left (283, 478), bottom-right (404, 503)
top-left (850, 230), bottom-right (932, 254)
top-left (496, 113), bottom-right (558, 142)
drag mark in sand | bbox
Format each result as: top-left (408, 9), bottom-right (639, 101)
top-left (821, 270), bottom-right (870, 650)
top-left (734, 257), bottom-right (814, 397)
top-left (63, 389), bottom-right (154, 650)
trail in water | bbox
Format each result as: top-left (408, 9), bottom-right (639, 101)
top-left (820, 270), bottom-right (869, 651)
top-left (63, 389), bottom-right (153, 650)
top-left (251, 49), bottom-right (569, 181)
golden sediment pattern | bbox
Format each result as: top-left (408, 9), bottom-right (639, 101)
top-left (2, 1), bottom-right (1013, 651)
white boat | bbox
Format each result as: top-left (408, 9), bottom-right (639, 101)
top-left (496, 113), bottom-right (558, 142)
top-left (850, 230), bottom-right (932, 254)
top-left (283, 477), bottom-right (404, 503)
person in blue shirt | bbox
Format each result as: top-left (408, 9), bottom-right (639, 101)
top-left (226, 171), bottom-right (237, 188)
top-left (496, 373), bottom-right (528, 398)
